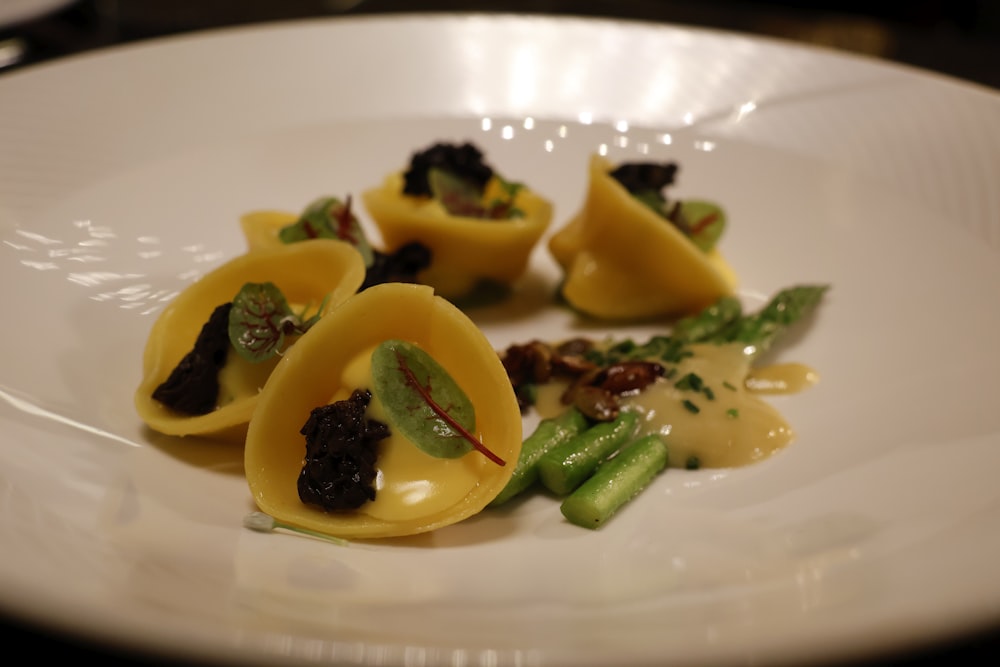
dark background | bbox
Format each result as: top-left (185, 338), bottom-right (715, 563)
top-left (2, 0), bottom-right (1000, 665)
top-left (3, 0), bottom-right (1000, 88)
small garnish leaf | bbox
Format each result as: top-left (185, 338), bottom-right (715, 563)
top-left (428, 168), bottom-right (523, 220)
top-left (228, 282), bottom-right (299, 363)
top-left (279, 196), bottom-right (375, 268)
top-left (428, 168), bottom-right (485, 217)
top-left (679, 200), bottom-right (726, 252)
top-left (370, 339), bottom-right (504, 465)
top-left (631, 189), bottom-right (667, 216)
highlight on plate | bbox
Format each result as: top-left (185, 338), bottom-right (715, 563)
top-left (134, 139), bottom-right (829, 540)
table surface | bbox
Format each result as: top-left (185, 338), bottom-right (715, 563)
top-left (1, 1), bottom-right (999, 665)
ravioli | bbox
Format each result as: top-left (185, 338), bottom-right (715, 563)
top-left (549, 154), bottom-right (738, 320)
top-left (362, 149), bottom-right (553, 300)
top-left (244, 282), bottom-right (523, 539)
top-left (239, 209), bottom-right (297, 252)
top-left (135, 240), bottom-right (366, 441)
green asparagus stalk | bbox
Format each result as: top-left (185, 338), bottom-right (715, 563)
top-left (671, 295), bottom-right (742, 342)
top-left (537, 410), bottom-right (640, 496)
top-left (710, 284), bottom-right (829, 360)
top-left (560, 434), bottom-right (669, 529)
top-left (489, 407), bottom-right (589, 507)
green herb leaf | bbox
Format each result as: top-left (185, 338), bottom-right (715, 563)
top-left (370, 339), bottom-right (504, 465)
top-left (228, 282), bottom-right (300, 363)
top-left (229, 282), bottom-right (296, 363)
top-left (279, 196), bottom-right (375, 268)
top-left (428, 168), bottom-right (486, 217)
top-left (630, 189), bottom-right (725, 253)
top-left (679, 200), bottom-right (726, 252)
top-left (428, 168), bottom-right (523, 219)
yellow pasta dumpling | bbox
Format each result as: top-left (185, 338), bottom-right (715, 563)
top-left (549, 154), bottom-right (738, 320)
top-left (244, 282), bottom-right (523, 539)
top-left (135, 239), bottom-right (366, 441)
top-left (362, 142), bottom-right (553, 300)
top-left (239, 209), bottom-right (296, 252)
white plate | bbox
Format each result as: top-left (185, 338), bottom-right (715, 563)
top-left (2, 13), bottom-right (1000, 667)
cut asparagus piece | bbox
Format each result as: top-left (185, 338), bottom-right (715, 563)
top-left (489, 408), bottom-right (589, 507)
top-left (560, 434), bottom-right (669, 529)
top-left (537, 410), bottom-right (639, 496)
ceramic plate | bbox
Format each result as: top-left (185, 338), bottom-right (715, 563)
top-left (2, 13), bottom-right (1000, 667)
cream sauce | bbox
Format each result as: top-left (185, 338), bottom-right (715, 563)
top-left (536, 343), bottom-right (817, 469)
top-left (745, 362), bottom-right (819, 394)
top-left (216, 352), bottom-right (280, 407)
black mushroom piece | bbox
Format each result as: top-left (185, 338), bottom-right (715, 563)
top-left (500, 338), bottom-right (665, 421)
top-left (297, 389), bottom-right (391, 512)
top-left (609, 161), bottom-right (678, 195)
top-left (152, 301), bottom-right (233, 415)
top-left (360, 241), bottom-right (433, 291)
top-left (402, 142), bottom-right (494, 197)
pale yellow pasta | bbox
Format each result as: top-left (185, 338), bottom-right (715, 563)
top-left (244, 282), bottom-right (523, 539)
top-left (135, 239), bottom-right (366, 441)
top-left (549, 154), bottom-right (737, 320)
top-left (362, 173), bottom-right (553, 299)
top-left (239, 209), bottom-right (297, 252)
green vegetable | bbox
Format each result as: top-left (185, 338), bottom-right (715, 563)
top-left (679, 200), bottom-right (726, 252)
top-left (560, 434), bottom-right (669, 529)
top-left (370, 339), bottom-right (504, 465)
top-left (280, 196), bottom-right (375, 267)
top-left (671, 295), bottom-right (742, 342)
top-left (585, 334), bottom-right (690, 367)
top-left (428, 168), bottom-right (524, 220)
top-left (709, 285), bottom-right (829, 360)
top-left (537, 410), bottom-right (639, 496)
top-left (228, 282), bottom-right (325, 363)
top-left (489, 408), bottom-right (589, 507)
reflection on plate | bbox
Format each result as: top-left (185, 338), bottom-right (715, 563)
top-left (1, 13), bottom-right (1000, 667)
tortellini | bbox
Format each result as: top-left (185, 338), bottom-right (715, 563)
top-left (135, 240), bottom-right (366, 441)
top-left (239, 209), bottom-right (297, 252)
top-left (362, 163), bottom-right (553, 301)
top-left (244, 282), bottom-right (523, 539)
top-left (549, 154), bottom-right (738, 320)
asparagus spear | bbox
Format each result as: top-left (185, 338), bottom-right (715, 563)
top-left (710, 284), bottom-right (829, 360)
top-left (560, 434), bottom-right (669, 529)
top-left (671, 295), bottom-right (742, 343)
top-left (489, 408), bottom-right (589, 507)
top-left (537, 410), bottom-right (640, 496)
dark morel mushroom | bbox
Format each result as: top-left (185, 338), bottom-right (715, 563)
top-left (152, 301), bottom-right (233, 415)
top-left (402, 142), bottom-right (494, 197)
top-left (360, 241), bottom-right (433, 291)
top-left (298, 389), bottom-right (391, 512)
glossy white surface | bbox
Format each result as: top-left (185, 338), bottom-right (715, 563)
top-left (2, 13), bottom-right (1000, 667)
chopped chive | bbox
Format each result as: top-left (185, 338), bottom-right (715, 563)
top-left (682, 399), bottom-right (700, 414)
top-left (243, 511), bottom-right (350, 546)
top-left (685, 455), bottom-right (701, 470)
top-left (726, 408), bottom-right (740, 418)
top-left (703, 386), bottom-right (715, 400)
top-left (722, 381), bottom-right (737, 391)
top-left (674, 372), bottom-right (704, 392)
